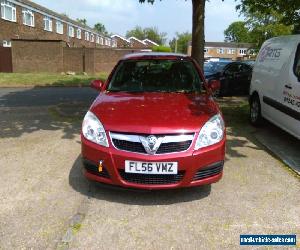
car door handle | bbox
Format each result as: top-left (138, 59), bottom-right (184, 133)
top-left (285, 84), bottom-right (292, 89)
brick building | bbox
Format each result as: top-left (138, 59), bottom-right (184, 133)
top-left (0, 0), bottom-right (116, 48)
top-left (187, 42), bottom-right (255, 61)
top-left (111, 34), bottom-right (158, 49)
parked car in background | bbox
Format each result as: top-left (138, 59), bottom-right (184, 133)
top-left (81, 53), bottom-right (226, 190)
top-left (249, 35), bottom-right (300, 139)
top-left (204, 61), bottom-right (253, 97)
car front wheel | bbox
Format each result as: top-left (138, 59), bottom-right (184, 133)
top-left (250, 94), bottom-right (263, 126)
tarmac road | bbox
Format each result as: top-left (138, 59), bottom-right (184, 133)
top-left (0, 87), bottom-right (299, 249)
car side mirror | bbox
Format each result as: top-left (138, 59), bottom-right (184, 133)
top-left (208, 79), bottom-right (221, 92)
top-left (91, 79), bottom-right (104, 91)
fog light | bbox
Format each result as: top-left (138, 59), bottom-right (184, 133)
top-left (98, 160), bottom-right (104, 172)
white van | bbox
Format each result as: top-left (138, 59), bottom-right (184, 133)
top-left (249, 35), bottom-right (300, 139)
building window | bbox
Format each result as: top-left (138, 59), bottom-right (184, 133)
top-left (227, 49), bottom-right (236, 54)
top-left (217, 48), bottom-right (224, 54)
top-left (68, 26), bottom-right (74, 37)
top-left (239, 49), bottom-right (247, 55)
top-left (85, 31), bottom-right (90, 41)
top-left (96, 36), bottom-right (100, 44)
top-left (77, 29), bottom-right (81, 39)
top-left (2, 40), bottom-right (11, 47)
top-left (112, 39), bottom-right (117, 47)
top-left (44, 16), bottom-right (52, 32)
top-left (56, 20), bottom-right (63, 34)
top-left (22, 8), bottom-right (34, 27)
top-left (100, 37), bottom-right (104, 45)
top-left (91, 34), bottom-right (95, 42)
top-left (204, 48), bottom-right (208, 53)
top-left (105, 38), bottom-right (111, 46)
top-left (1, 0), bottom-right (16, 22)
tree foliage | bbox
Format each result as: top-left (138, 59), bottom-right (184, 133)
top-left (138, 0), bottom-right (206, 68)
top-left (224, 9), bottom-right (294, 49)
top-left (169, 32), bottom-right (192, 54)
top-left (224, 21), bottom-right (251, 43)
top-left (76, 18), bottom-right (87, 26)
top-left (237, 0), bottom-right (300, 33)
top-left (94, 23), bottom-right (108, 35)
top-left (126, 26), bottom-right (167, 45)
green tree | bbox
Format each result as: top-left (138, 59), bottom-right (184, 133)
top-left (224, 21), bottom-right (252, 43)
top-left (246, 9), bottom-right (293, 48)
top-left (76, 18), bottom-right (87, 26)
top-left (126, 26), bottom-right (145, 40)
top-left (126, 26), bottom-right (167, 45)
top-left (169, 32), bottom-right (192, 54)
top-left (237, 0), bottom-right (300, 33)
top-left (94, 23), bottom-right (108, 35)
top-left (139, 0), bottom-right (207, 68)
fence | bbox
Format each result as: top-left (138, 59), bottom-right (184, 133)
top-left (10, 40), bottom-right (140, 74)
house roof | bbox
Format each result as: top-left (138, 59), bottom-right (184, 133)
top-left (111, 35), bottom-right (130, 43)
top-left (128, 37), bottom-right (147, 45)
top-left (188, 41), bottom-right (254, 48)
top-left (14, 0), bottom-right (109, 37)
top-left (143, 39), bottom-right (159, 46)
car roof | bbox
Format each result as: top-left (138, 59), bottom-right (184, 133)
top-left (122, 52), bottom-right (190, 60)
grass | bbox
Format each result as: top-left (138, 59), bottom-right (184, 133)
top-left (0, 72), bottom-right (108, 87)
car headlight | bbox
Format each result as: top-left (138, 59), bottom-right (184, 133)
top-left (195, 113), bottom-right (225, 150)
top-left (82, 111), bottom-right (109, 147)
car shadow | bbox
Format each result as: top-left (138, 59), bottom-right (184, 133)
top-left (0, 87), bottom-right (98, 140)
top-left (69, 156), bottom-right (212, 205)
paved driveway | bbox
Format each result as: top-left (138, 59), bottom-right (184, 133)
top-left (0, 88), bottom-right (299, 249)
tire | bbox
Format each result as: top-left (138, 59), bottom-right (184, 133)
top-left (250, 94), bottom-right (263, 126)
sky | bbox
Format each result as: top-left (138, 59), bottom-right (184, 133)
top-left (34, 0), bottom-right (243, 43)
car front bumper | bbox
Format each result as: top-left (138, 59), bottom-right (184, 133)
top-left (81, 135), bottom-right (225, 190)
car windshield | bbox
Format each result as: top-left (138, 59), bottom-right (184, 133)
top-left (204, 62), bottom-right (230, 73)
top-left (107, 59), bottom-right (204, 93)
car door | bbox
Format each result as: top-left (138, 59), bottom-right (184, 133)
top-left (239, 63), bottom-right (253, 94)
top-left (223, 63), bottom-right (239, 95)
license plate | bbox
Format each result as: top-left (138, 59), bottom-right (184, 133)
top-left (125, 161), bottom-right (178, 175)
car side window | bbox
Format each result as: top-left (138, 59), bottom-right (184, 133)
top-left (293, 44), bottom-right (300, 81)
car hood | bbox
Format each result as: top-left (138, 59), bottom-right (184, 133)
top-left (90, 92), bottom-right (219, 134)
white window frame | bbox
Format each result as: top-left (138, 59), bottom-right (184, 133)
top-left (100, 37), bottom-right (104, 45)
top-left (96, 36), bottom-right (100, 44)
top-left (77, 28), bottom-right (81, 39)
top-left (91, 34), bottom-right (95, 43)
top-left (112, 39), bottom-right (117, 47)
top-left (56, 20), bottom-right (63, 34)
top-left (3, 40), bottom-right (11, 47)
top-left (68, 25), bottom-right (74, 37)
top-left (217, 48), bottom-right (224, 54)
top-left (239, 49), bottom-right (247, 55)
top-left (227, 49), bottom-right (236, 55)
top-left (22, 8), bottom-right (34, 27)
top-left (1, 0), bottom-right (16, 22)
top-left (44, 16), bottom-right (52, 32)
top-left (85, 31), bottom-right (90, 41)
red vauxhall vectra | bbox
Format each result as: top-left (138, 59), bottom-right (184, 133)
top-left (81, 53), bottom-right (226, 190)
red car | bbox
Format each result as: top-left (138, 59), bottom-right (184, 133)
top-left (81, 53), bottom-right (226, 190)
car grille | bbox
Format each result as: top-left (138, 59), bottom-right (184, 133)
top-left (83, 159), bottom-right (110, 179)
top-left (110, 132), bottom-right (194, 155)
top-left (119, 170), bottom-right (185, 185)
top-left (112, 139), bottom-right (146, 154)
top-left (193, 161), bottom-right (224, 181)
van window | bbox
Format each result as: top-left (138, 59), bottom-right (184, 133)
top-left (293, 44), bottom-right (300, 80)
